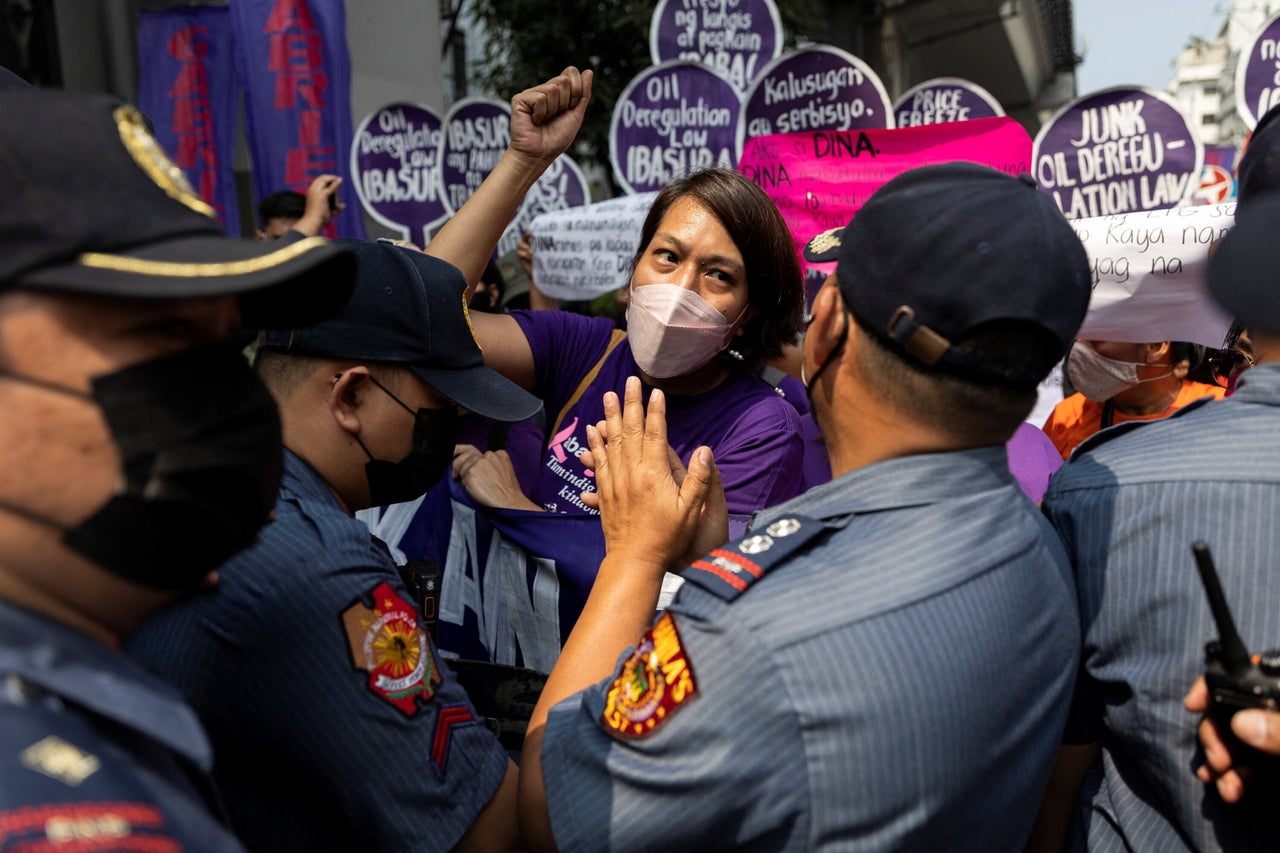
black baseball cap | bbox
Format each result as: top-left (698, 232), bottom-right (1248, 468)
top-left (0, 88), bottom-right (354, 327)
top-left (1209, 193), bottom-right (1280, 335)
top-left (259, 240), bottom-right (543, 422)
top-left (803, 162), bottom-right (1091, 386)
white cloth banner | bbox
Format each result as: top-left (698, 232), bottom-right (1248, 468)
top-left (528, 191), bottom-right (658, 301)
top-left (1073, 203), bottom-right (1235, 346)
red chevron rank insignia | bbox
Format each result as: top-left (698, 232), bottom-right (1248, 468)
top-left (342, 581), bottom-right (441, 715)
top-left (601, 613), bottom-right (697, 738)
top-left (431, 704), bottom-right (478, 779)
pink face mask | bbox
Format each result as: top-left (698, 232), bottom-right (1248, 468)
top-left (626, 283), bottom-right (746, 379)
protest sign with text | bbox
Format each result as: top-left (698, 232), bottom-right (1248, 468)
top-left (1072, 204), bottom-right (1234, 346)
top-left (610, 60), bottom-right (741, 194)
top-left (738, 116), bottom-right (1032, 264)
top-left (893, 77), bottom-right (1004, 127)
top-left (440, 97), bottom-right (510, 216)
top-left (350, 102), bottom-right (446, 246)
top-left (496, 154), bottom-right (591, 258)
top-left (737, 44), bottom-right (892, 159)
top-left (1235, 11), bottom-right (1280, 129)
top-left (649, 0), bottom-right (782, 93)
top-left (1033, 87), bottom-right (1203, 220)
top-left (526, 191), bottom-right (659, 302)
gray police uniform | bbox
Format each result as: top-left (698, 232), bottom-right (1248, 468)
top-left (1043, 363), bottom-right (1280, 851)
top-left (127, 450), bottom-right (507, 852)
top-left (1, 600), bottom-right (245, 852)
top-left (541, 446), bottom-right (1080, 851)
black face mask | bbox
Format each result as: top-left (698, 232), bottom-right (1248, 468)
top-left (356, 376), bottom-right (458, 506)
top-left (0, 341), bottom-right (284, 591)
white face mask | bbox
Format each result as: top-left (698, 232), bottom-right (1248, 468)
top-left (1066, 341), bottom-right (1171, 401)
top-left (626, 283), bottom-right (745, 379)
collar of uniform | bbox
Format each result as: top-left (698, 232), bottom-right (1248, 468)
top-left (1225, 361), bottom-right (1280, 405)
top-left (749, 445), bottom-right (1014, 530)
top-left (0, 598), bottom-right (213, 770)
top-left (282, 447), bottom-right (347, 511)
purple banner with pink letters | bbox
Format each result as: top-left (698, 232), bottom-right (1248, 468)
top-left (136, 6), bottom-right (241, 235)
top-left (231, 0), bottom-right (364, 238)
top-left (1235, 11), bottom-right (1280, 129)
top-left (1032, 86), bottom-right (1202, 220)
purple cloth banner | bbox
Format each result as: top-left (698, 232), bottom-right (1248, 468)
top-left (231, 0), bottom-right (365, 238)
top-left (365, 475), bottom-right (606, 673)
top-left (136, 6), bottom-right (241, 235)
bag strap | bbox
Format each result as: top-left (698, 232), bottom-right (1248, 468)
top-left (548, 329), bottom-right (628, 443)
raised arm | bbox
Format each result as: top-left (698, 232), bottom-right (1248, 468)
top-left (425, 66), bottom-right (593, 389)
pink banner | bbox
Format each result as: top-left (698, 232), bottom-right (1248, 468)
top-left (738, 116), bottom-right (1032, 264)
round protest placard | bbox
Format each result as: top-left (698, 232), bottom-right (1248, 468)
top-left (1235, 11), bottom-right (1280, 129)
top-left (440, 97), bottom-right (510, 216)
top-left (1032, 86), bottom-right (1203, 220)
top-left (610, 60), bottom-right (741, 195)
top-left (892, 78), bottom-right (1004, 127)
top-left (350, 102), bottom-right (447, 246)
top-left (496, 154), bottom-right (591, 258)
top-left (737, 45), bottom-right (893, 155)
top-left (649, 0), bottom-right (782, 93)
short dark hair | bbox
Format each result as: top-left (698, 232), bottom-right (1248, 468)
top-left (254, 348), bottom-right (410, 399)
top-left (631, 168), bottom-right (804, 365)
top-left (854, 316), bottom-right (1058, 443)
top-left (258, 190), bottom-right (306, 226)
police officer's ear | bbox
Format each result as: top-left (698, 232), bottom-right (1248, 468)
top-left (328, 365), bottom-right (371, 435)
top-left (805, 279), bottom-right (849, 367)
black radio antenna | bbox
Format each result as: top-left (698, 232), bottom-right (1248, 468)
top-left (1192, 540), bottom-right (1251, 670)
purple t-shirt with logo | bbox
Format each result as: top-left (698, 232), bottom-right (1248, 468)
top-left (511, 309), bottom-right (804, 536)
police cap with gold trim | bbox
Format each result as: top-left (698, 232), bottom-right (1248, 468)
top-left (0, 89), bottom-right (353, 328)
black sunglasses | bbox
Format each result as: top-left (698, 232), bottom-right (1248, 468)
top-left (1207, 349), bottom-right (1254, 385)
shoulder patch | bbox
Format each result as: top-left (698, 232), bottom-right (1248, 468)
top-left (342, 581), bottom-right (441, 715)
top-left (682, 514), bottom-right (825, 601)
top-left (601, 613), bottom-right (696, 738)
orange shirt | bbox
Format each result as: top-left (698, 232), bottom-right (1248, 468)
top-left (1042, 380), bottom-right (1225, 460)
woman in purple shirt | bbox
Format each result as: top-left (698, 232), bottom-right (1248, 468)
top-left (448, 168), bottom-right (807, 536)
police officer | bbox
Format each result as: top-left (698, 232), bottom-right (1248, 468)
top-left (127, 68), bottom-right (590, 853)
top-left (519, 163), bottom-right (1094, 851)
top-left (0, 88), bottom-right (353, 850)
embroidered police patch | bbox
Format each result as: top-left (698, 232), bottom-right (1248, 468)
top-left (601, 613), bottom-right (697, 738)
top-left (342, 581), bottom-right (440, 715)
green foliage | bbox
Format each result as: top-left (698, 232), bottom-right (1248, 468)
top-left (467, 0), bottom-right (822, 194)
